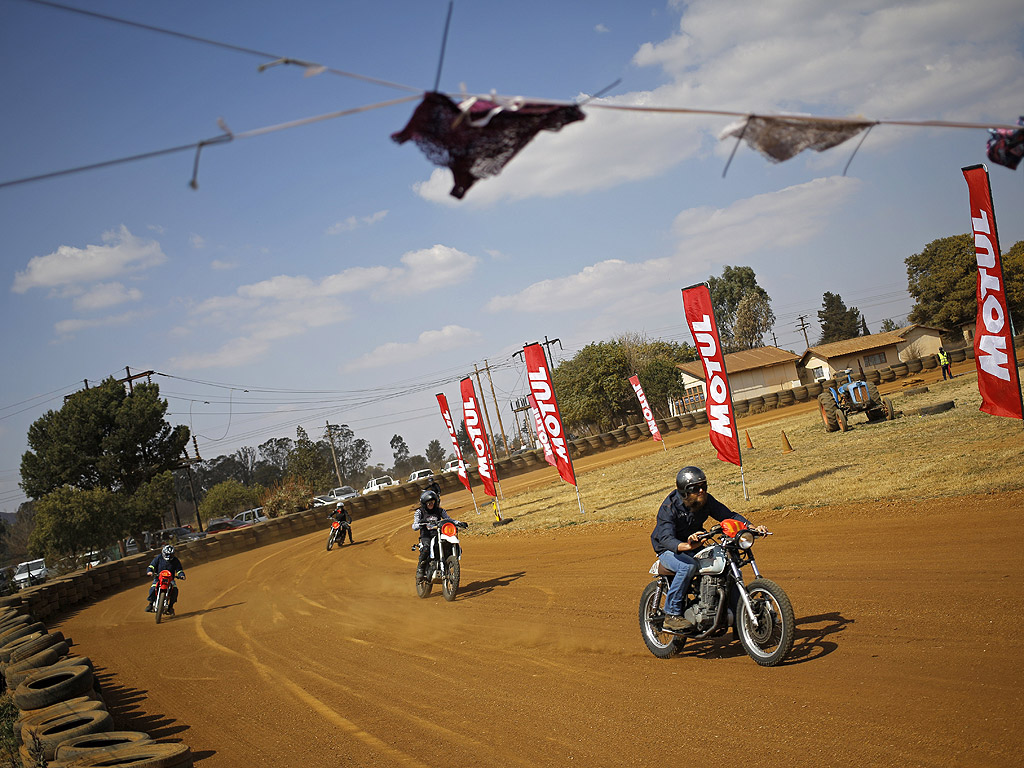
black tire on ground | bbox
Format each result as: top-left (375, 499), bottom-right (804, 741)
top-left (15, 664), bottom-right (95, 711)
top-left (9, 632), bottom-right (64, 665)
top-left (817, 393), bottom-right (840, 432)
top-left (24, 709), bottom-right (113, 762)
top-left (67, 742), bottom-right (192, 768)
top-left (918, 401), bottom-right (956, 416)
top-left (442, 556), bottom-right (460, 602)
top-left (55, 731), bottom-right (153, 761)
top-left (15, 698), bottom-right (105, 746)
top-left (903, 386), bottom-right (930, 395)
top-left (638, 580), bottom-right (686, 659)
top-left (0, 632), bottom-right (45, 664)
top-left (735, 578), bottom-right (796, 667)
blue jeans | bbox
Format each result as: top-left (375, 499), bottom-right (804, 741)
top-left (659, 550), bottom-right (697, 615)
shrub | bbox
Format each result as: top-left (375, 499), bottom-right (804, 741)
top-left (259, 476), bottom-right (314, 518)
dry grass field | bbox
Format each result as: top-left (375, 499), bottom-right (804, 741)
top-left (474, 369), bottom-right (1024, 534)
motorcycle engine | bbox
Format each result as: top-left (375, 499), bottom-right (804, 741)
top-left (684, 576), bottom-right (724, 629)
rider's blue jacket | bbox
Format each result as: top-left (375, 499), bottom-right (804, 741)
top-left (147, 554), bottom-right (185, 580)
top-left (650, 490), bottom-right (750, 555)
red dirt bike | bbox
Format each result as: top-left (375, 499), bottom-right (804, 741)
top-left (153, 569), bottom-right (178, 624)
top-left (326, 519), bottom-right (351, 551)
top-left (639, 520), bottom-right (795, 666)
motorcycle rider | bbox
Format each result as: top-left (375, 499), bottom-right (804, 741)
top-left (651, 467), bottom-right (766, 631)
top-left (145, 544), bottom-right (186, 615)
top-left (412, 489), bottom-right (466, 583)
top-left (328, 501), bottom-right (354, 544)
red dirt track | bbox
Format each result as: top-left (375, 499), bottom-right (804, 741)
top-left (55, 480), bottom-right (1024, 767)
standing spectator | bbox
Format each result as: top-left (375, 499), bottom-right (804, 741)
top-left (937, 347), bottom-right (953, 380)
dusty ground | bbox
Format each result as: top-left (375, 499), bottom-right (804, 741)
top-left (54, 358), bottom-right (1024, 767)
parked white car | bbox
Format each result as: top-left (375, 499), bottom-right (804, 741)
top-left (442, 460), bottom-right (462, 474)
top-left (408, 469), bottom-right (434, 483)
top-left (233, 507), bottom-right (269, 524)
top-left (13, 559), bottom-right (48, 590)
top-left (329, 486), bottom-right (360, 501)
top-left (362, 476), bottom-right (398, 495)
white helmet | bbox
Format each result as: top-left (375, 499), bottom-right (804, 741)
top-left (162, 544), bottom-right (175, 558)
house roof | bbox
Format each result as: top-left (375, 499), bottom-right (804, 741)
top-left (676, 345), bottom-right (800, 381)
top-left (798, 324), bottom-right (943, 363)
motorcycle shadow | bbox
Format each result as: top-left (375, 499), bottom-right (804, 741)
top-left (165, 602), bottom-right (245, 621)
top-left (452, 571), bottom-right (526, 599)
top-left (784, 610), bottom-right (852, 665)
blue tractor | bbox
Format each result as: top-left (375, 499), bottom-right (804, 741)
top-left (816, 369), bottom-right (895, 432)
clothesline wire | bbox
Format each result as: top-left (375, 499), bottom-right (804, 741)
top-left (15, 0), bottom-right (423, 94)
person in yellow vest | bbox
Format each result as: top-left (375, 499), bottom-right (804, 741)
top-left (937, 347), bottom-right (952, 380)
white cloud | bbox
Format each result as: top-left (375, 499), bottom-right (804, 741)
top-left (414, 0), bottom-right (1024, 204)
top-left (595, 23), bottom-right (609, 33)
top-left (488, 176), bottom-right (858, 314)
top-left (190, 234), bottom-right (206, 249)
top-left (346, 325), bottom-right (481, 371)
top-left (12, 226), bottom-right (165, 293)
top-left (210, 259), bottom-right (237, 270)
top-left (375, 245), bottom-right (478, 296)
top-left (72, 282), bottom-right (142, 311)
top-left (54, 311), bottom-right (142, 338)
top-left (326, 209), bottom-right (389, 234)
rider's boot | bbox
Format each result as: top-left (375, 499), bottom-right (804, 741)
top-left (144, 601), bottom-right (154, 613)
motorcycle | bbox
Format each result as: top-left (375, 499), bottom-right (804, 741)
top-left (326, 519), bottom-right (351, 551)
top-left (639, 519), bottom-right (794, 666)
top-left (412, 520), bottom-right (468, 601)
top-left (153, 569), bottom-right (178, 625)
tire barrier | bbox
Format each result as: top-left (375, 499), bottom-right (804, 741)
top-left (807, 382), bottom-right (824, 397)
top-left (665, 416), bottom-right (683, 431)
top-left (866, 369), bottom-right (882, 384)
top-left (949, 348), bottom-right (966, 363)
top-left (907, 359), bottom-right (924, 373)
top-left (891, 362), bottom-right (909, 377)
top-left (922, 355), bottom-right (938, 370)
top-left (880, 368), bottom-right (897, 382)
top-left (792, 386), bottom-right (808, 402)
top-left (762, 392), bottom-right (780, 409)
top-left (0, 601), bottom-right (194, 768)
top-left (678, 413), bottom-right (696, 429)
top-left (778, 391), bottom-right (795, 407)
top-left (693, 411), bottom-right (709, 425)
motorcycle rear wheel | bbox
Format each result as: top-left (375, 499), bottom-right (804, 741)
top-left (442, 556), bottom-right (460, 602)
top-left (154, 592), bottom-right (166, 625)
top-left (736, 578), bottom-right (795, 667)
top-left (638, 580), bottom-right (686, 658)
top-left (415, 568), bottom-right (433, 598)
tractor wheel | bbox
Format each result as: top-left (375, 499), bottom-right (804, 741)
top-left (884, 397), bottom-right (896, 420)
top-left (817, 393), bottom-right (840, 432)
top-left (866, 382), bottom-right (882, 407)
top-left (836, 408), bottom-right (849, 432)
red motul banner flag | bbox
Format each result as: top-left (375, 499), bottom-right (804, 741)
top-left (628, 375), bottom-right (662, 442)
top-left (962, 165), bottom-right (1024, 421)
top-left (528, 394), bottom-right (557, 467)
top-left (436, 393), bottom-right (472, 492)
top-left (523, 343), bottom-right (577, 486)
top-left (460, 377), bottom-right (498, 497)
top-left (682, 284), bottom-right (742, 466)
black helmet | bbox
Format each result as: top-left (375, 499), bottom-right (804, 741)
top-left (419, 490), bottom-right (439, 508)
top-left (675, 466), bottom-right (707, 495)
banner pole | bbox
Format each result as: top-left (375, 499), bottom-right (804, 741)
top-left (470, 489), bottom-right (480, 515)
top-left (575, 484), bottom-right (585, 515)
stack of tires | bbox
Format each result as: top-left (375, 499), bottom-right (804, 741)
top-left (0, 605), bottom-right (193, 767)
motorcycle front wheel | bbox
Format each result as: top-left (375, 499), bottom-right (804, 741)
top-left (638, 580), bottom-right (686, 658)
top-left (154, 591), bottom-right (166, 625)
top-left (442, 555), bottom-right (460, 602)
top-left (326, 530), bottom-right (336, 551)
top-left (736, 578), bottom-right (795, 667)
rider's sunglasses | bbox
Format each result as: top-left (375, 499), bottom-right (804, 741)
top-left (685, 481), bottom-right (708, 495)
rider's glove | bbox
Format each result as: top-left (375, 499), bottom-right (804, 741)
top-left (456, 521), bottom-right (468, 529)
top-left (146, 567), bottom-right (155, 575)
top-left (176, 572), bottom-right (186, 580)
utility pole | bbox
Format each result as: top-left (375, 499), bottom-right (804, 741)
top-left (770, 330), bottom-right (778, 346)
top-left (178, 446), bottom-right (204, 533)
top-left (64, 367), bottom-right (155, 401)
top-left (796, 315), bottom-right (811, 349)
top-left (324, 422), bottom-right (344, 487)
top-left (483, 359), bottom-right (510, 458)
top-left (473, 363), bottom-right (502, 459)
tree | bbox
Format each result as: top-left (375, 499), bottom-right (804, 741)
top-left (329, 424), bottom-right (372, 483)
top-left (254, 437), bottom-right (293, 486)
top-left (21, 378), bottom-right (189, 500)
top-left (707, 266), bottom-right (774, 351)
top-left (29, 486), bottom-right (122, 564)
top-left (818, 292), bottom-right (863, 344)
top-left (390, 434), bottom-right (412, 477)
top-left (907, 234), bottom-right (1024, 331)
top-left (733, 293), bottom-right (776, 350)
top-left (287, 427), bottom-right (332, 492)
top-left (552, 341), bottom-right (632, 433)
top-left (455, 420), bottom-right (473, 462)
top-left (879, 318), bottom-right (899, 333)
top-left (424, 439), bottom-right (447, 471)
top-left (199, 479), bottom-right (262, 521)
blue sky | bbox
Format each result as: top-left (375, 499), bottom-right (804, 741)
top-left (2, 0), bottom-right (1023, 512)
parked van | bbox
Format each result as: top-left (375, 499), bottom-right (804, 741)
top-left (408, 469), bottom-right (434, 483)
top-left (13, 559), bottom-right (47, 589)
top-left (362, 476), bottom-right (398, 495)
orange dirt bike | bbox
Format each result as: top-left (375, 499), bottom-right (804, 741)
top-left (153, 569), bottom-right (180, 625)
top-left (639, 520), bottom-right (795, 666)
top-left (412, 520), bottom-right (468, 601)
top-left (326, 519), bottom-right (351, 551)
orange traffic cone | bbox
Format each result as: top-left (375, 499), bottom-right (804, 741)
top-left (745, 430), bottom-right (754, 449)
top-left (781, 430), bottom-right (794, 454)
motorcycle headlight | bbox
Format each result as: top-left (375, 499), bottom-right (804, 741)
top-left (737, 531), bottom-right (755, 550)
